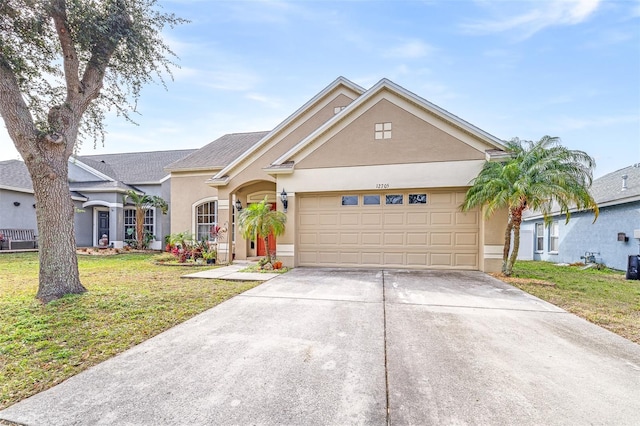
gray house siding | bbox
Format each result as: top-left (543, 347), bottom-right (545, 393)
top-left (521, 202), bottom-right (640, 271)
top-left (0, 190), bottom-right (37, 230)
top-left (74, 201), bottom-right (93, 247)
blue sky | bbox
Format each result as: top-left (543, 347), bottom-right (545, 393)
top-left (1, 0), bottom-right (638, 178)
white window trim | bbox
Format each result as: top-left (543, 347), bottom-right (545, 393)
top-left (535, 223), bottom-right (544, 253)
top-left (549, 221), bottom-right (559, 254)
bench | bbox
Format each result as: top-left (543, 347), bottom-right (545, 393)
top-left (0, 228), bottom-right (38, 250)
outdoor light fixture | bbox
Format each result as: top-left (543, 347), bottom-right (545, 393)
top-left (280, 189), bottom-right (288, 213)
top-left (234, 199), bottom-right (243, 212)
top-left (618, 232), bottom-right (629, 242)
top-left (13, 202), bottom-right (20, 207)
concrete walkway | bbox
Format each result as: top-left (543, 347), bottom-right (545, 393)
top-left (1, 268), bottom-right (639, 425)
top-left (182, 262), bottom-right (280, 282)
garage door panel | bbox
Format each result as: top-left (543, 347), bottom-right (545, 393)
top-left (318, 196), bottom-right (339, 208)
top-left (299, 213), bottom-right (319, 226)
top-left (362, 213), bottom-right (382, 225)
top-left (456, 211), bottom-right (478, 225)
top-left (431, 253), bottom-right (453, 266)
top-left (407, 233), bottom-right (428, 245)
top-left (319, 233), bottom-right (338, 244)
top-left (362, 233), bottom-right (382, 245)
top-left (455, 232), bottom-right (478, 247)
top-left (407, 253), bottom-right (427, 266)
top-left (455, 253), bottom-right (478, 268)
top-left (318, 252), bottom-right (341, 263)
top-left (384, 233), bottom-right (404, 245)
top-left (431, 212), bottom-right (453, 225)
top-left (298, 191), bottom-right (478, 270)
top-left (340, 213), bottom-right (360, 225)
top-left (430, 233), bottom-right (452, 246)
top-left (362, 252), bottom-right (381, 264)
top-left (407, 212), bottom-right (428, 224)
top-left (319, 214), bottom-right (338, 225)
top-left (384, 252), bottom-right (405, 265)
top-left (384, 213), bottom-right (405, 225)
top-left (299, 233), bottom-right (318, 244)
top-left (340, 233), bottom-right (359, 244)
top-left (429, 192), bottom-right (453, 205)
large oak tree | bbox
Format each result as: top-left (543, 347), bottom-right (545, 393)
top-left (0, 0), bottom-right (184, 302)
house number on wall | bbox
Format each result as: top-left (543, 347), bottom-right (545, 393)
top-left (375, 183), bottom-right (390, 189)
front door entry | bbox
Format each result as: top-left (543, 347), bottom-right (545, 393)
top-left (256, 203), bottom-right (277, 257)
top-left (97, 211), bottom-right (109, 245)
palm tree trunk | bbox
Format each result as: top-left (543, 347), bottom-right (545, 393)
top-left (505, 213), bottom-right (523, 276)
top-left (264, 236), bottom-right (271, 264)
top-left (136, 207), bottom-right (145, 248)
top-left (502, 214), bottom-right (513, 274)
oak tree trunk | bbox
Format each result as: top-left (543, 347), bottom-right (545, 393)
top-left (26, 146), bottom-right (86, 303)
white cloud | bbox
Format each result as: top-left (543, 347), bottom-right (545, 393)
top-left (245, 93), bottom-right (282, 109)
top-left (383, 39), bottom-right (434, 59)
top-left (553, 113), bottom-right (639, 130)
top-left (462, 0), bottom-right (601, 39)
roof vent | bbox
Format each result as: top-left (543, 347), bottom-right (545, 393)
top-left (622, 174), bottom-right (628, 191)
top-left (634, 163), bottom-right (640, 168)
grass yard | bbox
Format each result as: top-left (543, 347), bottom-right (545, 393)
top-left (500, 261), bottom-right (640, 344)
top-left (0, 252), bottom-right (259, 410)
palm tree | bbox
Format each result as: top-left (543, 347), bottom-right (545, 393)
top-left (461, 136), bottom-right (598, 276)
top-left (123, 190), bottom-right (169, 249)
top-left (238, 196), bottom-right (287, 264)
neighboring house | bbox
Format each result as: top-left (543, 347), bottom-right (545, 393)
top-left (519, 164), bottom-right (640, 271)
top-left (0, 149), bottom-right (195, 249)
top-left (167, 76), bottom-right (510, 272)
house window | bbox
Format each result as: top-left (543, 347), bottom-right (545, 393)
top-left (385, 194), bottom-right (403, 205)
top-left (549, 221), bottom-right (559, 252)
top-left (341, 195), bottom-right (358, 206)
top-left (363, 195), bottom-right (380, 205)
top-left (375, 122), bottom-right (392, 140)
top-left (535, 223), bottom-right (544, 252)
top-left (409, 194), bottom-right (427, 204)
top-left (124, 208), bottom-right (154, 239)
top-left (196, 201), bottom-right (217, 241)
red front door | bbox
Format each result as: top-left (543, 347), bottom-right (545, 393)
top-left (256, 203), bottom-right (277, 256)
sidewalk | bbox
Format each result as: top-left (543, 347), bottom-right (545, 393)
top-left (182, 261), bottom-right (280, 282)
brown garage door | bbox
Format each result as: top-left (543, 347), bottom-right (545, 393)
top-left (297, 190), bottom-right (479, 269)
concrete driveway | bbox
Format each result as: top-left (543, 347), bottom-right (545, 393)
top-left (1, 268), bottom-right (639, 425)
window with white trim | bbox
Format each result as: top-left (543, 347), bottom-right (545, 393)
top-left (535, 223), bottom-right (544, 252)
top-left (196, 201), bottom-right (217, 241)
top-left (549, 221), bottom-right (559, 252)
top-left (375, 122), bottom-right (392, 140)
top-left (124, 208), bottom-right (154, 239)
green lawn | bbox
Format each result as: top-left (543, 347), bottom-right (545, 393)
top-left (0, 252), bottom-right (259, 410)
top-left (502, 261), bottom-right (640, 344)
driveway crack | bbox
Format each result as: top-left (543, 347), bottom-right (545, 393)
top-left (382, 270), bottom-right (391, 425)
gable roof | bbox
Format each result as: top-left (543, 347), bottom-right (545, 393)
top-left (0, 160), bottom-right (33, 193)
top-left (591, 164), bottom-right (640, 207)
top-left (208, 76), bottom-right (366, 184)
top-left (166, 131), bottom-right (269, 172)
top-left (523, 164), bottom-right (640, 220)
top-left (77, 149), bottom-right (196, 184)
top-left (270, 78), bottom-right (506, 169)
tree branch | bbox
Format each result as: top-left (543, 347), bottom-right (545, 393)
top-left (79, 0), bottom-right (132, 109)
top-left (0, 54), bottom-right (38, 157)
top-left (49, 0), bottom-right (82, 101)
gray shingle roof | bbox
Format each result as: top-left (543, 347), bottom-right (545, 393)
top-left (77, 149), bottom-right (196, 183)
top-left (590, 164), bottom-right (640, 206)
top-left (166, 131), bottom-right (270, 172)
top-left (69, 181), bottom-right (139, 192)
top-left (0, 160), bottom-right (33, 192)
top-left (524, 164), bottom-right (640, 219)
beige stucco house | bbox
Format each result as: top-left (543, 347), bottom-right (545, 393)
top-left (167, 77), bottom-right (508, 272)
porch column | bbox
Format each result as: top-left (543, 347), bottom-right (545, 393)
top-left (277, 190), bottom-right (295, 268)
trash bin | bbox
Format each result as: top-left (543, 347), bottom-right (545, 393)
top-left (626, 255), bottom-right (640, 280)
